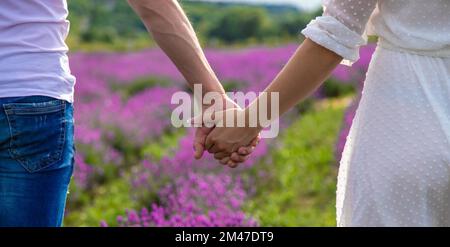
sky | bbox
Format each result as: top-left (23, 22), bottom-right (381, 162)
top-left (192, 0), bottom-right (322, 11)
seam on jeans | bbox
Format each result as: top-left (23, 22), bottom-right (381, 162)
top-left (3, 100), bottom-right (64, 115)
top-left (55, 101), bottom-right (67, 167)
top-left (2, 104), bottom-right (28, 171)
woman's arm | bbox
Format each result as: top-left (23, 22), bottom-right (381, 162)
top-left (204, 0), bottom-right (379, 167)
top-left (252, 38), bottom-right (342, 119)
top-left (204, 39), bottom-right (343, 166)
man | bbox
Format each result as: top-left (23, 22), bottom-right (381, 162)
top-left (0, 0), bottom-right (256, 227)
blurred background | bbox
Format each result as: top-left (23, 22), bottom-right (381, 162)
top-left (65, 0), bottom-right (375, 226)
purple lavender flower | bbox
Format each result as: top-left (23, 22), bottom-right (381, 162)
top-left (67, 43), bottom-right (374, 227)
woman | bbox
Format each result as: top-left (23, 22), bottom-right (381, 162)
top-left (204, 0), bottom-right (450, 226)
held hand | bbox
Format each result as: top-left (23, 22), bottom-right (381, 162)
top-left (203, 108), bottom-right (262, 168)
top-left (193, 126), bottom-right (213, 160)
top-left (192, 95), bottom-right (258, 163)
top-left (211, 133), bottom-right (260, 168)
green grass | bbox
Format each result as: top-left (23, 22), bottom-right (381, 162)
top-left (246, 98), bottom-right (347, 226)
top-left (64, 179), bottom-right (137, 227)
top-left (141, 128), bottom-right (186, 161)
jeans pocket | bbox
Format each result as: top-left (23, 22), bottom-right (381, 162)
top-left (3, 99), bottom-right (67, 173)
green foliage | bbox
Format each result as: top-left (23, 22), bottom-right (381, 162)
top-left (142, 129), bottom-right (186, 161)
top-left (246, 99), bottom-right (346, 226)
top-left (294, 97), bottom-right (316, 114)
top-left (64, 179), bottom-right (137, 227)
top-left (321, 79), bottom-right (356, 98)
top-left (207, 7), bottom-right (272, 43)
top-left (68, 0), bottom-right (146, 41)
top-left (67, 0), bottom-right (151, 50)
top-left (111, 77), bottom-right (173, 99)
top-left (221, 80), bottom-right (247, 92)
top-left (67, 0), bottom-right (322, 50)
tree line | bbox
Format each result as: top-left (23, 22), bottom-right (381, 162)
top-left (67, 0), bottom-right (322, 50)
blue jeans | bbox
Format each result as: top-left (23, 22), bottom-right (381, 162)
top-left (0, 96), bottom-right (75, 227)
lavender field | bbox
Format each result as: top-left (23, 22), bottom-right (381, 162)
top-left (64, 44), bottom-right (375, 226)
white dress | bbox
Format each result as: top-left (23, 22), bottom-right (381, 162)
top-left (302, 0), bottom-right (450, 226)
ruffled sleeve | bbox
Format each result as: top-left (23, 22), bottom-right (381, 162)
top-left (301, 0), bottom-right (378, 65)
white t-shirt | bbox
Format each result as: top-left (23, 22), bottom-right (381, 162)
top-left (0, 0), bottom-right (75, 102)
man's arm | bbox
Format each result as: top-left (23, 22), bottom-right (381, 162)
top-left (127, 0), bottom-right (257, 162)
top-left (127, 0), bottom-right (224, 95)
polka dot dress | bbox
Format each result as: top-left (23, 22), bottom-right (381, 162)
top-left (302, 0), bottom-right (450, 226)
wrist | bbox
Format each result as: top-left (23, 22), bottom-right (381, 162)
top-left (200, 77), bottom-right (226, 96)
top-left (201, 93), bottom-right (239, 113)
